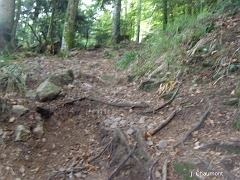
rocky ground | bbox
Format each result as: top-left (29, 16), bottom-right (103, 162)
top-left (0, 14), bottom-right (240, 180)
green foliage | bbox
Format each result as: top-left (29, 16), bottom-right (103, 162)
top-left (0, 57), bottom-right (27, 94)
top-left (174, 162), bottom-right (196, 180)
top-left (234, 120), bottom-right (240, 131)
top-left (58, 51), bottom-right (68, 58)
top-left (117, 51), bottom-right (137, 69)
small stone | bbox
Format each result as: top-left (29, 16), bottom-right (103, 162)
top-left (12, 105), bottom-right (29, 116)
top-left (33, 121), bottom-right (44, 138)
top-left (126, 128), bottom-right (134, 135)
top-left (119, 120), bottom-right (127, 125)
top-left (146, 140), bottom-right (153, 146)
top-left (104, 118), bottom-right (112, 124)
top-left (139, 117), bottom-right (145, 124)
top-left (157, 140), bottom-right (167, 150)
top-left (19, 166), bottom-right (25, 173)
top-left (74, 172), bottom-right (82, 178)
top-left (15, 125), bottom-right (30, 141)
top-left (147, 125), bottom-right (153, 130)
top-left (9, 117), bottom-right (16, 123)
top-left (114, 117), bottom-right (121, 122)
top-left (81, 83), bottom-right (93, 90)
top-left (110, 124), bottom-right (118, 129)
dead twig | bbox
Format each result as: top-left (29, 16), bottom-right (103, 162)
top-left (148, 159), bottom-right (159, 180)
top-left (63, 96), bottom-right (149, 108)
top-left (115, 128), bottom-right (143, 166)
top-left (173, 104), bottom-right (211, 149)
top-left (162, 157), bottom-right (169, 180)
top-left (139, 81), bottom-right (182, 114)
top-left (146, 109), bottom-right (178, 138)
top-left (88, 139), bottom-right (113, 163)
top-left (107, 142), bottom-right (137, 180)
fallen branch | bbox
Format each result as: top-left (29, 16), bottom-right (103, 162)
top-left (173, 105), bottom-right (211, 149)
top-left (146, 109), bottom-right (178, 138)
top-left (139, 81), bottom-right (182, 114)
top-left (63, 96), bottom-right (149, 108)
top-left (107, 142), bottom-right (137, 180)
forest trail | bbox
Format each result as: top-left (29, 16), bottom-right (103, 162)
top-left (1, 46), bottom-right (240, 180)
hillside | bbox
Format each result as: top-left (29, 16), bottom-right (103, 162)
top-left (0, 7), bottom-right (240, 180)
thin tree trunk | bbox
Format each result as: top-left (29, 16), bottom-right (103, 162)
top-left (61, 0), bottom-right (79, 51)
top-left (163, 0), bottom-right (168, 30)
top-left (47, 0), bottom-right (56, 40)
top-left (111, 0), bottom-right (121, 44)
top-left (11, 0), bottom-right (21, 48)
top-left (136, 0), bottom-right (141, 43)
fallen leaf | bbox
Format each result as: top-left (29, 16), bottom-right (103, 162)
top-left (9, 117), bottom-right (16, 123)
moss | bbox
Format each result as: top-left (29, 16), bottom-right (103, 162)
top-left (174, 162), bottom-right (196, 180)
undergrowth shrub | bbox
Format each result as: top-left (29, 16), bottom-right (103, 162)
top-left (117, 51), bottom-right (137, 69)
top-left (0, 56), bottom-right (27, 94)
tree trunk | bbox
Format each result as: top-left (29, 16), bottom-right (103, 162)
top-left (61, 0), bottom-right (79, 51)
top-left (136, 0), bottom-right (141, 43)
top-left (163, 0), bottom-right (168, 30)
top-left (111, 0), bottom-right (121, 44)
top-left (11, 0), bottom-right (21, 49)
top-left (0, 0), bottom-right (15, 51)
top-left (47, 0), bottom-right (56, 40)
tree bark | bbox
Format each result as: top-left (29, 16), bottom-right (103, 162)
top-left (61, 0), bottom-right (79, 51)
top-left (111, 0), bottom-right (121, 44)
top-left (47, 0), bottom-right (56, 40)
top-left (163, 0), bottom-right (168, 30)
top-left (11, 0), bottom-right (21, 49)
top-left (136, 0), bottom-right (141, 43)
top-left (0, 0), bottom-right (15, 51)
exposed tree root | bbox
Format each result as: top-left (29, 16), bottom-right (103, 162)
top-left (148, 159), bottom-right (159, 180)
top-left (162, 157), bottom-right (169, 180)
top-left (139, 81), bottom-right (182, 114)
top-left (145, 109), bottom-right (178, 139)
top-left (107, 142), bottom-right (137, 180)
top-left (173, 104), bottom-right (211, 149)
top-left (63, 96), bottom-right (149, 108)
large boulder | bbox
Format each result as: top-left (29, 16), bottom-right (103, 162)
top-left (47, 69), bottom-right (74, 87)
top-left (36, 81), bottom-right (61, 101)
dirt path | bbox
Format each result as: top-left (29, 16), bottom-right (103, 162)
top-left (0, 47), bottom-right (240, 180)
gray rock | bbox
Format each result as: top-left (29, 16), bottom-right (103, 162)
top-left (25, 90), bottom-right (36, 99)
top-left (157, 140), bottom-right (167, 150)
top-left (47, 69), bottom-right (74, 86)
top-left (139, 117), bottom-right (145, 124)
top-left (126, 128), bottom-right (134, 135)
top-left (114, 117), bottom-right (122, 122)
top-left (119, 120), bottom-right (127, 125)
top-left (146, 140), bottom-right (154, 146)
top-left (15, 125), bottom-right (30, 141)
top-left (12, 105), bottom-right (29, 116)
top-left (33, 121), bottom-right (44, 138)
top-left (60, 69), bottom-right (74, 85)
top-left (36, 81), bottom-right (61, 101)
